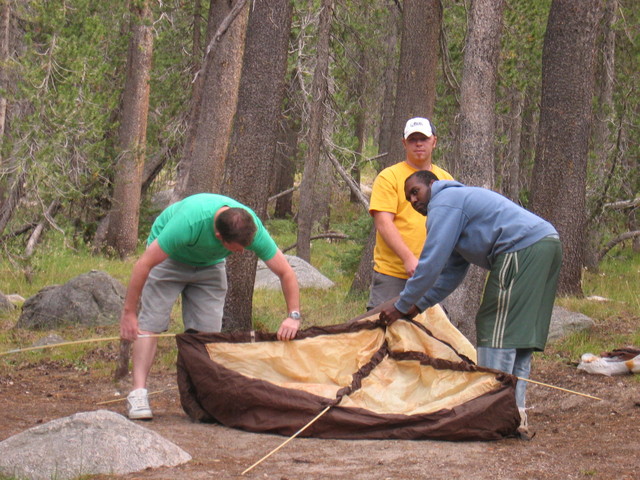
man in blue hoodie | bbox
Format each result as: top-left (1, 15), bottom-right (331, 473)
top-left (379, 170), bottom-right (562, 437)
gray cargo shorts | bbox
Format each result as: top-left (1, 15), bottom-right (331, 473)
top-left (366, 271), bottom-right (408, 310)
top-left (138, 258), bottom-right (227, 333)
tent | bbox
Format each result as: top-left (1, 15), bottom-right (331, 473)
top-left (176, 302), bottom-right (520, 441)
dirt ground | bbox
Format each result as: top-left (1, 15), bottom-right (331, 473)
top-left (1, 350), bottom-right (639, 480)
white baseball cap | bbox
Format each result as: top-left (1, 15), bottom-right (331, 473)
top-left (404, 117), bottom-right (436, 139)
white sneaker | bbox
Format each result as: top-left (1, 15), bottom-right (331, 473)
top-left (127, 388), bottom-right (153, 420)
top-left (517, 407), bottom-right (534, 440)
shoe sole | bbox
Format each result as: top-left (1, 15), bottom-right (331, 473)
top-left (128, 412), bottom-right (153, 420)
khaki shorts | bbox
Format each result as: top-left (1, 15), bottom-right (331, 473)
top-left (138, 258), bottom-right (227, 333)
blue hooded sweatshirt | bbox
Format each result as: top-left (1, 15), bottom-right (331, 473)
top-left (395, 180), bottom-right (558, 314)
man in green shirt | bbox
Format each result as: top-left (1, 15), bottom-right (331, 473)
top-left (120, 193), bottom-right (301, 420)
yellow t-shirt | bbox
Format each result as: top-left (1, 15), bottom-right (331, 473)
top-left (369, 162), bottom-right (453, 279)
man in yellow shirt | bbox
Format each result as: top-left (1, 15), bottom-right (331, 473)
top-left (367, 117), bottom-right (453, 309)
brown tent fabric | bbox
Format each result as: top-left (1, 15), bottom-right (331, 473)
top-left (176, 305), bottom-right (520, 441)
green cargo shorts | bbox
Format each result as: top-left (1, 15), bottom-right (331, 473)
top-left (475, 236), bottom-right (562, 350)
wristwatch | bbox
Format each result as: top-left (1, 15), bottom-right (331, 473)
top-left (288, 311), bottom-right (302, 321)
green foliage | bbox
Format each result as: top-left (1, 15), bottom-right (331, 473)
top-left (1, 1), bottom-right (128, 247)
top-left (0, 231), bottom-right (133, 298)
top-left (1, 0), bottom-right (199, 250)
top-left (329, 210), bottom-right (372, 275)
top-left (550, 248), bottom-right (640, 369)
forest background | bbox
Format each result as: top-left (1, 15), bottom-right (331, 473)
top-left (0, 0), bottom-right (638, 339)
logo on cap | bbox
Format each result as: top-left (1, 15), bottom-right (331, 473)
top-left (404, 117), bottom-right (434, 139)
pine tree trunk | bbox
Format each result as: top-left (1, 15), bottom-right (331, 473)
top-left (0, 0), bottom-right (9, 144)
top-left (441, 0), bottom-right (505, 340)
top-left (296, 0), bottom-right (334, 262)
top-left (585, 0), bottom-right (617, 269)
top-left (530, 0), bottom-right (603, 296)
top-left (176, 0), bottom-right (249, 198)
top-left (376, 8), bottom-right (400, 160)
top-left (105, 0), bottom-right (153, 257)
top-left (220, 0), bottom-right (293, 332)
top-left (386, 0), bottom-right (441, 169)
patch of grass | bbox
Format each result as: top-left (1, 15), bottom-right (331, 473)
top-left (549, 247), bottom-right (640, 371)
top-left (580, 469), bottom-right (598, 477)
top-left (0, 232), bottom-right (135, 298)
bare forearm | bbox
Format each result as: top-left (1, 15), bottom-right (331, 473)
top-left (280, 269), bottom-right (300, 313)
top-left (374, 213), bottom-right (418, 275)
top-left (378, 224), bottom-right (414, 263)
top-left (123, 261), bottom-right (152, 314)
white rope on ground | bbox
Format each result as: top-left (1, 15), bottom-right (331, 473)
top-left (517, 376), bottom-right (602, 401)
top-left (241, 405), bottom-right (333, 475)
top-left (96, 386), bottom-right (179, 405)
top-left (0, 333), bottom-right (176, 357)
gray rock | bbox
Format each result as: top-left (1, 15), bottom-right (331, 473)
top-left (0, 410), bottom-right (191, 480)
top-left (0, 291), bottom-right (13, 312)
top-left (255, 254), bottom-right (335, 290)
top-left (547, 306), bottom-right (595, 343)
top-left (6, 293), bottom-right (25, 305)
top-left (32, 333), bottom-right (66, 347)
top-left (150, 189), bottom-right (174, 213)
top-left (16, 270), bottom-right (126, 330)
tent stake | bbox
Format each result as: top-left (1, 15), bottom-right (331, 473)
top-left (518, 377), bottom-right (602, 401)
top-left (242, 405), bottom-right (332, 475)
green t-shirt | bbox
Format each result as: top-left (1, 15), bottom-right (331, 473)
top-left (148, 193), bottom-right (277, 266)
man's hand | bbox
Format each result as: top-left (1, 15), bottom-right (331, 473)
top-left (379, 304), bottom-right (420, 326)
top-left (403, 256), bottom-right (419, 277)
top-left (379, 306), bottom-right (404, 326)
top-left (277, 316), bottom-right (300, 341)
top-left (120, 311), bottom-right (140, 342)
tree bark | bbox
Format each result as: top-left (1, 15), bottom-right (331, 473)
top-left (326, 150), bottom-right (369, 211)
top-left (0, 0), bottom-right (10, 208)
top-left (500, 88), bottom-right (524, 202)
top-left (0, 171), bottom-right (25, 236)
top-left (348, 227), bottom-right (376, 298)
top-left (585, 0), bottom-right (617, 269)
top-left (441, 0), bottom-right (505, 341)
top-left (386, 0), bottom-right (441, 169)
top-left (529, 0), bottom-right (603, 296)
top-left (272, 113), bottom-right (298, 219)
top-left (296, 0), bottom-right (334, 262)
top-left (105, 0), bottom-right (154, 257)
top-left (376, 8), bottom-right (400, 160)
top-left (0, 0), bottom-right (9, 144)
top-left (220, 0), bottom-right (293, 332)
top-left (351, 56), bottom-right (365, 204)
top-left (175, 0), bottom-right (249, 198)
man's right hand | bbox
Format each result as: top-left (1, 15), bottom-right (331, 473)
top-left (120, 311), bottom-right (139, 342)
top-left (403, 256), bottom-right (419, 277)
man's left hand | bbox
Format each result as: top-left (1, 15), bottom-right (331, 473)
top-left (277, 316), bottom-right (300, 341)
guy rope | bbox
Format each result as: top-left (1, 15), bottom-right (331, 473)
top-left (0, 333), bottom-right (175, 357)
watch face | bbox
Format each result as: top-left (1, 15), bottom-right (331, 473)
top-left (290, 311), bottom-right (301, 320)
